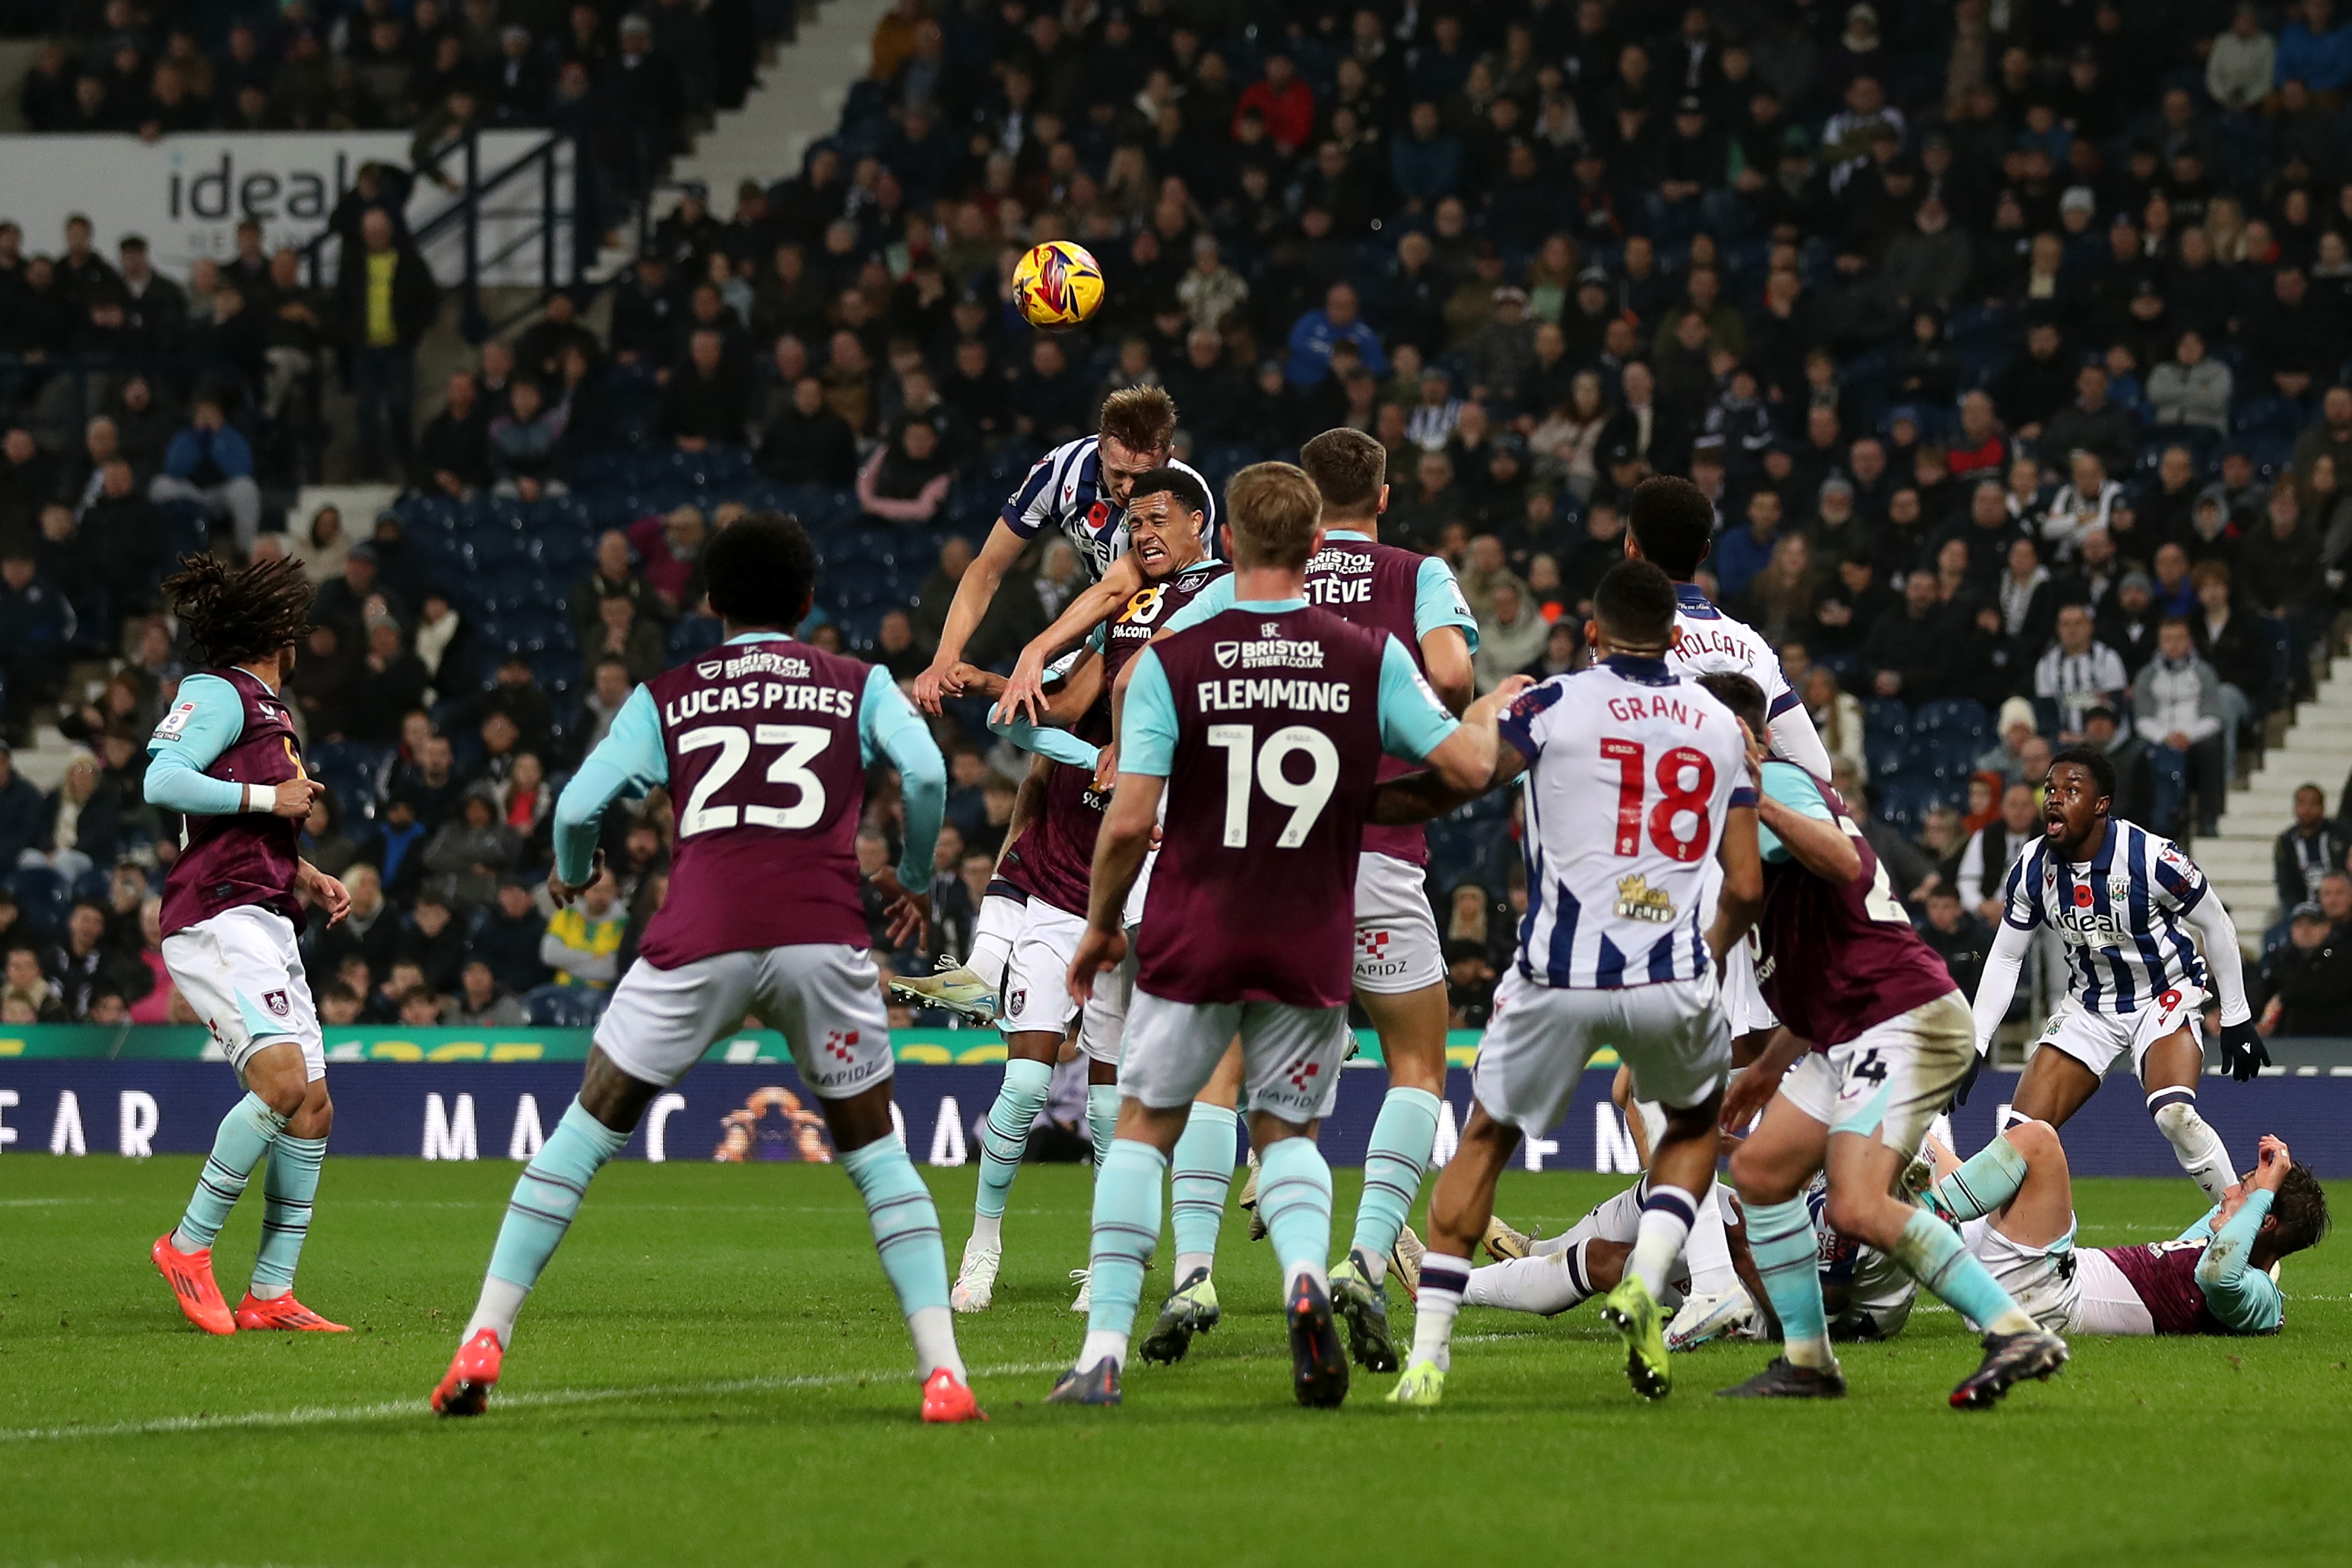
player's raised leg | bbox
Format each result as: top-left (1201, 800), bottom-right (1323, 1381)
top-left (1720, 1083), bottom-right (1843, 1397)
top-left (1599, 1085), bottom-right (1725, 1400)
top-left (158, 1043), bottom-right (303, 1335)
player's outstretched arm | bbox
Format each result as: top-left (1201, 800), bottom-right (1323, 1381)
top-left (1765, 696), bottom-right (1835, 778)
top-left (2194, 1136), bottom-right (2289, 1330)
top-left (2182, 892), bottom-right (2267, 1079)
top-left (914, 519), bottom-right (1028, 713)
top-left (145, 673), bottom-right (319, 819)
top-left (1970, 918), bottom-right (2032, 1060)
top-left (864, 667), bottom-right (946, 895)
top-left (552, 686), bottom-right (667, 892)
top-left (995, 556), bottom-right (1144, 726)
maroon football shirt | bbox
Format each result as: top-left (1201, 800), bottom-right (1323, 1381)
top-left (2097, 1241), bottom-right (2234, 1335)
top-left (1751, 766), bottom-right (1961, 1047)
top-left (997, 701), bottom-right (1115, 917)
top-left (1304, 534), bottom-right (1445, 867)
top-left (1134, 603), bottom-right (1390, 1009)
top-left (159, 668), bottom-right (306, 939)
top-left (636, 639), bottom-right (874, 967)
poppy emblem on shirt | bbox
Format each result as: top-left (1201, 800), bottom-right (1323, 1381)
top-left (262, 990), bottom-right (290, 1017)
top-left (2072, 885), bottom-right (2094, 908)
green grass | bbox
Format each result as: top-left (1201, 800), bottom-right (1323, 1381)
top-left (4, 1156), bottom-right (2350, 1566)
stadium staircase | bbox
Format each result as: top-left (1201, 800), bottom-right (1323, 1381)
top-left (2205, 654), bottom-right (2352, 958)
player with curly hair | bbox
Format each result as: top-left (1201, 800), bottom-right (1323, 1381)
top-left (146, 552), bottom-right (354, 1336)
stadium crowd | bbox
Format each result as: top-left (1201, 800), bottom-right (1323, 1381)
top-left (11, 0), bottom-right (2352, 1037)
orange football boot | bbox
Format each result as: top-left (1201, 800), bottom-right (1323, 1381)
top-left (233, 1291), bottom-right (350, 1332)
top-left (432, 1327), bottom-right (506, 1416)
top-left (919, 1367), bottom-right (987, 1424)
top-left (152, 1233), bottom-right (236, 1335)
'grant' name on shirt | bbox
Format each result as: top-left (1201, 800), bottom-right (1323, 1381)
top-left (1605, 692), bottom-right (1716, 728)
top-left (1195, 679), bottom-right (1355, 713)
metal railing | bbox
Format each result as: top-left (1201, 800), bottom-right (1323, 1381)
top-left (298, 130), bottom-right (584, 344)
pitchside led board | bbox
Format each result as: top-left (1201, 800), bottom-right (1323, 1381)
top-left (0, 131), bottom-right (573, 284)
top-left (2, 1028), bottom-right (2347, 1176)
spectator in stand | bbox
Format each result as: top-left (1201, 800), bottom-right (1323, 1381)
top-left (2135, 617), bottom-right (2229, 840)
top-left (423, 784), bottom-right (521, 910)
top-left (146, 391), bottom-right (262, 553)
top-left (417, 372), bottom-right (493, 497)
top-left (1956, 781), bottom-right (2043, 925)
top-left (1285, 282), bottom-right (1388, 391)
top-left (759, 375), bottom-right (860, 483)
top-left (302, 862), bottom-right (402, 986)
top-left (487, 378), bottom-right (569, 500)
top-left (451, 958), bottom-right (528, 1025)
top-left (588, 594), bottom-right (667, 685)
top-left (540, 866), bottom-right (624, 990)
top-left (3, 945), bottom-right (63, 1022)
top-left (627, 505), bottom-right (707, 614)
top-left (399, 887), bottom-right (469, 997)
top-left (2258, 898), bottom-right (2352, 1037)
top-left (2207, 4), bottom-right (2276, 112)
top-left (856, 420), bottom-right (953, 523)
top-left (2277, 783), bottom-right (2348, 916)
top-left (1865, 569), bottom-right (1951, 703)
top-left (471, 875), bottom-right (553, 996)
top-left (2035, 603), bottom-right (2131, 743)
top-left (334, 208), bottom-right (440, 483)
top-left (571, 531), bottom-right (662, 644)
top-left (2148, 329), bottom-right (2232, 432)
top-left (1916, 883), bottom-right (1994, 1001)
top-left (0, 543), bottom-right (78, 746)
top-left (662, 328), bottom-right (752, 450)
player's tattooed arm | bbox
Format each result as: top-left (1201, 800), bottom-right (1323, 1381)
top-left (997, 557), bottom-right (1145, 725)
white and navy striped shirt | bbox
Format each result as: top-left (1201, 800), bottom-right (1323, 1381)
top-left (1503, 656), bottom-right (1755, 989)
top-left (2002, 818), bottom-right (2211, 1014)
top-left (2033, 641), bottom-right (2129, 734)
top-left (1000, 436), bottom-right (1216, 582)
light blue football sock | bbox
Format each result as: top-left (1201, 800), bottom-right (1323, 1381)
top-left (1931, 1136), bottom-right (2030, 1221)
top-left (1890, 1208), bottom-right (2037, 1335)
top-left (842, 1136), bottom-right (964, 1381)
top-left (1169, 1101), bottom-right (1237, 1278)
top-left (1257, 1136), bottom-right (1334, 1295)
top-left (468, 1100), bottom-right (629, 1345)
top-left (1086, 1085), bottom-right (1118, 1170)
top-left (1745, 1194), bottom-right (1833, 1367)
top-left (1351, 1087), bottom-right (1440, 1280)
top-left (248, 1132), bottom-right (328, 1296)
top-left (1079, 1139), bottom-right (1168, 1370)
top-left (173, 1092), bottom-right (289, 1252)
top-left (973, 1058), bottom-right (1053, 1231)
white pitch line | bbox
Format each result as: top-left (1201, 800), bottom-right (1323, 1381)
top-left (0, 1361), bottom-right (1066, 1445)
top-left (0, 1330), bottom-right (1554, 1445)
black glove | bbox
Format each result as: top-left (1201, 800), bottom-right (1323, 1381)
top-left (2218, 1019), bottom-right (2270, 1082)
top-left (1951, 1045), bottom-right (1985, 1108)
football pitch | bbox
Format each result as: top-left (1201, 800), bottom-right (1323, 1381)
top-left (5, 1156), bottom-right (2349, 1566)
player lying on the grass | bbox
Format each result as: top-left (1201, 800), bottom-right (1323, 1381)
top-left (930, 470), bottom-right (1229, 1315)
top-left (1456, 1169), bottom-right (1919, 1345)
top-left (1138, 428), bottom-right (1481, 1375)
top-left (1919, 1123), bottom-right (2326, 1336)
top-left (1051, 461), bottom-right (1507, 1408)
top-left (1966, 740), bottom-right (2262, 1204)
top-left (432, 513), bottom-right (984, 1424)
top-left (1370, 564), bottom-right (1765, 1407)
top-left (1703, 674), bottom-right (2069, 1408)
top-left (145, 553), bottom-right (353, 1336)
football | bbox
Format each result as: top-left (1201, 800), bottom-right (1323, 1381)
top-left (1011, 239), bottom-right (1105, 330)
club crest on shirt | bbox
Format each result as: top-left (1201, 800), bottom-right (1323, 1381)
top-left (1615, 873), bottom-right (1678, 923)
top-left (698, 660), bottom-right (724, 678)
top-left (262, 990), bottom-right (290, 1017)
top-left (1215, 641), bottom-right (1241, 669)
